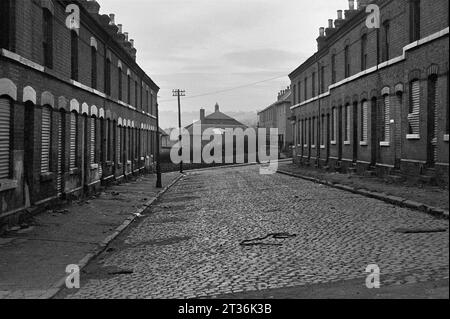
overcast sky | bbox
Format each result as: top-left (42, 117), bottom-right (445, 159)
top-left (98, 0), bottom-right (350, 126)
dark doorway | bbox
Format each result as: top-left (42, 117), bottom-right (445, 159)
top-left (352, 102), bottom-right (358, 162)
top-left (338, 106), bottom-right (343, 160)
top-left (370, 97), bottom-right (378, 166)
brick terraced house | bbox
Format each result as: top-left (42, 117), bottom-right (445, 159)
top-left (0, 0), bottom-right (160, 225)
top-left (289, 0), bottom-right (449, 186)
top-left (257, 87), bottom-right (293, 153)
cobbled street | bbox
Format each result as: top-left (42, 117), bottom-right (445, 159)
top-left (59, 165), bottom-right (449, 299)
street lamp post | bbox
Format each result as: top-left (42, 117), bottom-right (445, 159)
top-left (155, 102), bottom-right (162, 188)
top-left (173, 89), bottom-right (185, 174)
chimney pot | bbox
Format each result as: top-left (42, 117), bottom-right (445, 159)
top-left (124, 32), bottom-right (129, 41)
top-left (117, 24), bottom-right (123, 33)
top-left (319, 27), bottom-right (325, 37)
top-left (349, 0), bottom-right (355, 10)
top-left (337, 10), bottom-right (343, 20)
top-left (215, 103), bottom-right (219, 112)
top-left (109, 14), bottom-right (115, 25)
top-left (130, 39), bottom-right (134, 47)
top-left (328, 19), bottom-right (334, 28)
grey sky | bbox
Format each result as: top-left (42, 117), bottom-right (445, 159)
top-left (98, 0), bottom-right (349, 126)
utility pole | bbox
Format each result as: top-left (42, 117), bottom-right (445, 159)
top-left (155, 102), bottom-right (162, 188)
top-left (173, 89), bottom-right (185, 174)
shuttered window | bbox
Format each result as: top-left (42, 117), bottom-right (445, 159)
top-left (117, 126), bottom-right (122, 164)
top-left (361, 101), bottom-right (368, 142)
top-left (70, 112), bottom-right (77, 169)
top-left (331, 108), bottom-right (337, 141)
top-left (383, 95), bottom-right (390, 142)
top-left (90, 117), bottom-right (96, 163)
top-left (408, 80), bottom-right (420, 135)
top-left (56, 112), bottom-right (63, 193)
top-left (41, 107), bottom-right (52, 173)
top-left (0, 98), bottom-right (11, 179)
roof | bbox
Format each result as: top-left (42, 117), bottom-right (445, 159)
top-left (185, 109), bottom-right (247, 130)
top-left (257, 91), bottom-right (292, 115)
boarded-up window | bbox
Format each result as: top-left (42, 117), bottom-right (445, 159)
top-left (383, 95), bottom-right (390, 142)
top-left (70, 112), bottom-right (77, 169)
top-left (90, 117), bottom-right (96, 163)
top-left (117, 126), bottom-right (122, 164)
top-left (41, 107), bottom-right (52, 173)
top-left (408, 80), bottom-right (420, 135)
top-left (0, 98), bottom-right (11, 179)
top-left (361, 101), bottom-right (368, 142)
top-left (344, 105), bottom-right (350, 142)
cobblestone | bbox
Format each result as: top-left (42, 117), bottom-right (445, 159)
top-left (61, 165), bottom-right (449, 299)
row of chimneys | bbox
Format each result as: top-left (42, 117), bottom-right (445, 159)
top-left (278, 86), bottom-right (291, 100)
top-left (316, 0), bottom-right (371, 51)
top-left (83, 0), bottom-right (137, 60)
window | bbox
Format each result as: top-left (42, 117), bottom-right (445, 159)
top-left (361, 34), bottom-right (367, 70)
top-left (410, 0), bottom-right (421, 42)
top-left (0, 0), bottom-right (11, 50)
top-left (135, 80), bottom-right (138, 107)
top-left (105, 57), bottom-right (111, 95)
top-left (361, 100), bottom-right (368, 142)
top-left (0, 98), bottom-right (11, 179)
top-left (106, 120), bottom-right (112, 161)
top-left (146, 90), bottom-right (149, 113)
top-left (140, 82), bottom-right (143, 110)
top-left (69, 112), bottom-right (78, 169)
top-left (331, 54), bottom-right (336, 84)
top-left (312, 117), bottom-right (315, 146)
top-left (344, 105), bottom-right (350, 142)
top-left (447, 75), bottom-right (449, 135)
top-left (41, 106), bottom-right (52, 173)
top-left (127, 74), bottom-right (131, 104)
top-left (304, 77), bottom-right (308, 100)
top-left (118, 66), bottom-right (123, 101)
top-left (382, 94), bottom-right (390, 142)
top-left (320, 66), bottom-right (325, 94)
top-left (293, 84), bottom-right (297, 104)
top-left (383, 21), bottom-right (390, 62)
top-left (344, 46), bottom-right (350, 78)
top-left (91, 46), bottom-right (97, 89)
top-left (150, 92), bottom-right (153, 115)
top-left (312, 72), bottom-right (316, 97)
top-left (70, 31), bottom-right (78, 81)
top-left (408, 80), bottom-right (420, 135)
top-left (297, 81), bottom-right (301, 102)
top-left (43, 9), bottom-right (53, 69)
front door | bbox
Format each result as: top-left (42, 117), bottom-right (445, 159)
top-left (352, 102), bottom-right (358, 162)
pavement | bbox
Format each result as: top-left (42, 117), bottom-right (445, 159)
top-left (53, 165), bottom-right (449, 299)
top-left (0, 172), bottom-right (181, 299)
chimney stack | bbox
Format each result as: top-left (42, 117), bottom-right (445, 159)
top-left (117, 24), bottom-right (123, 33)
top-left (345, 0), bottom-right (358, 20)
top-left (326, 19), bottom-right (336, 37)
top-left (335, 10), bottom-right (345, 28)
top-left (124, 32), bottom-right (129, 41)
top-left (130, 39), bottom-right (134, 48)
top-left (200, 108), bottom-right (205, 123)
top-left (215, 103), bottom-right (220, 112)
top-left (109, 14), bottom-right (115, 25)
top-left (317, 27), bottom-right (326, 51)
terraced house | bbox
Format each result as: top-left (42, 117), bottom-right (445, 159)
top-left (0, 0), bottom-right (160, 224)
top-left (290, 0), bottom-right (449, 185)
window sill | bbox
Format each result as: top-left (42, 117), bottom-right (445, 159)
top-left (444, 134), bottom-right (449, 142)
top-left (360, 141), bottom-right (368, 146)
top-left (126, 160), bottom-right (132, 165)
top-left (380, 141), bottom-right (390, 147)
top-left (406, 134), bottom-right (420, 140)
top-left (90, 163), bottom-right (99, 170)
top-left (320, 145), bottom-right (326, 149)
top-left (331, 141), bottom-right (337, 145)
top-left (140, 156), bottom-right (145, 161)
top-left (311, 145), bottom-right (316, 149)
top-left (344, 141), bottom-right (351, 145)
top-left (105, 161), bottom-right (114, 167)
top-left (0, 179), bottom-right (18, 192)
top-left (40, 172), bottom-right (55, 182)
top-left (303, 144), bottom-right (308, 148)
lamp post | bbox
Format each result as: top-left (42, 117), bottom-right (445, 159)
top-left (155, 102), bottom-right (162, 188)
